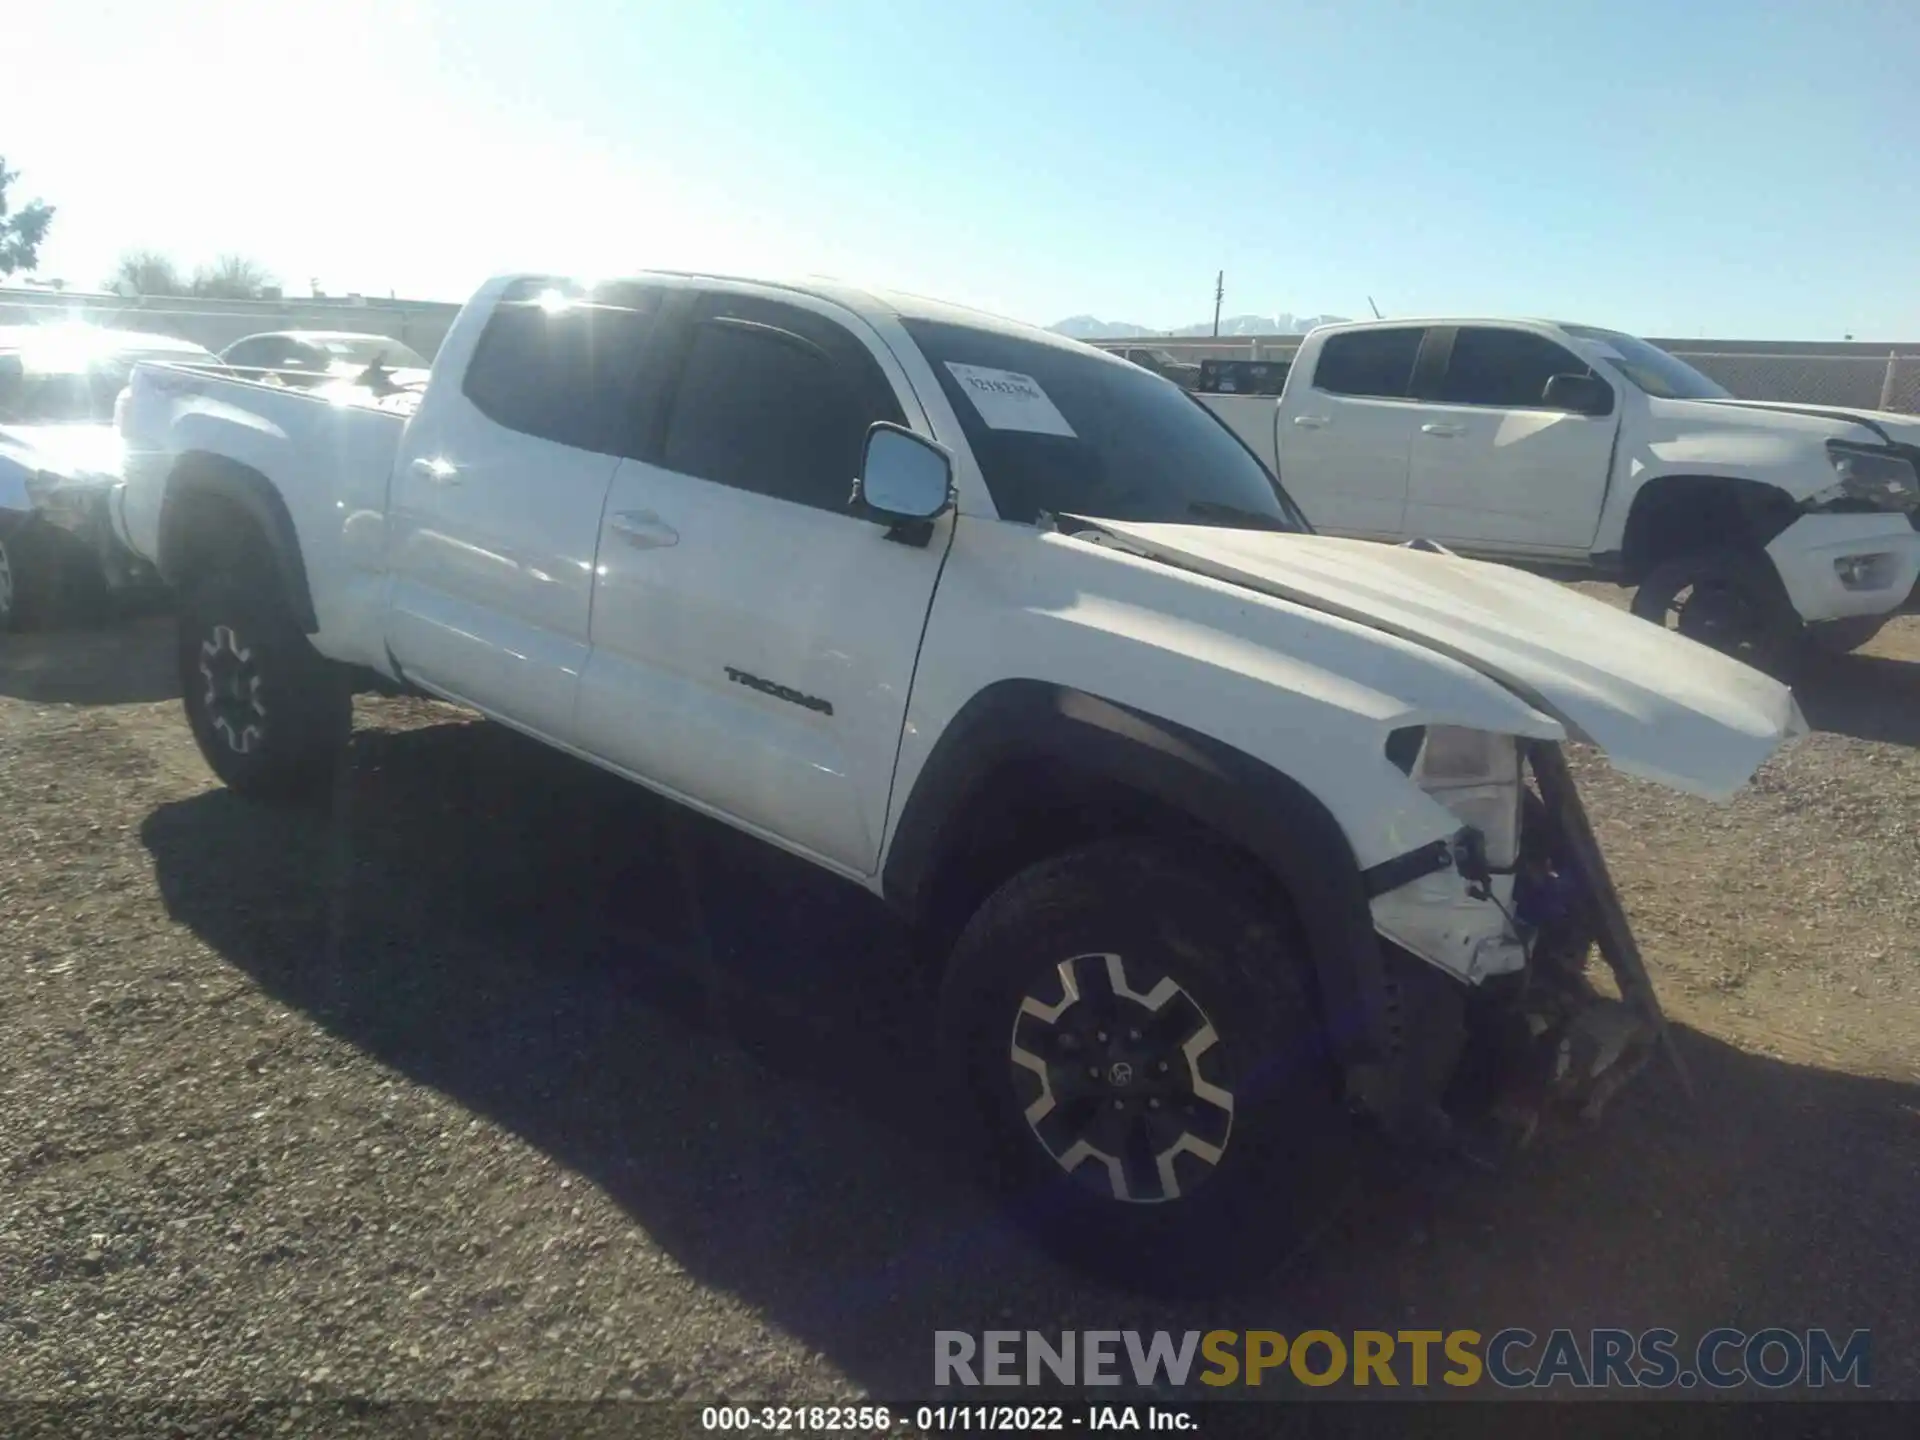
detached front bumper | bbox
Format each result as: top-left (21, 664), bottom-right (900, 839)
top-left (1764, 512), bottom-right (1920, 622)
top-left (1356, 743), bottom-right (1680, 1154)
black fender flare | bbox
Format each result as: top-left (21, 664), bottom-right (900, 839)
top-left (1617, 472), bottom-right (1800, 582)
top-left (157, 452), bottom-right (319, 633)
top-left (882, 679), bottom-right (1392, 1064)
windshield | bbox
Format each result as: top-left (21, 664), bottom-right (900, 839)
top-left (901, 319), bottom-right (1307, 531)
top-left (1562, 325), bottom-right (1731, 401)
top-left (320, 336), bottom-right (428, 368)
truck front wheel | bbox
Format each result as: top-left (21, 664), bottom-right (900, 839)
top-left (1805, 614), bottom-right (1888, 656)
top-left (937, 839), bottom-right (1348, 1294)
top-left (1630, 547), bottom-right (1798, 662)
top-left (178, 570), bottom-right (350, 804)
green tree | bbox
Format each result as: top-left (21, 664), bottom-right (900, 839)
top-left (0, 156), bottom-right (56, 279)
top-left (190, 254), bottom-right (275, 300)
top-left (110, 249), bottom-right (187, 297)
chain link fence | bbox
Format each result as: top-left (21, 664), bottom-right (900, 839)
top-left (1663, 349), bottom-right (1920, 414)
top-left (1093, 336), bottom-right (1920, 414)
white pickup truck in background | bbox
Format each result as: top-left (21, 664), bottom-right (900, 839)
top-left (1200, 319), bottom-right (1920, 657)
top-left (112, 274), bottom-right (1801, 1290)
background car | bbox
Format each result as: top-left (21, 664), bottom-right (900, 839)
top-left (1114, 345), bottom-right (1202, 387)
top-left (0, 323), bottom-right (224, 629)
top-left (219, 330), bottom-right (432, 394)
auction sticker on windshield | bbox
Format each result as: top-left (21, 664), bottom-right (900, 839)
top-left (944, 363), bottom-right (1077, 437)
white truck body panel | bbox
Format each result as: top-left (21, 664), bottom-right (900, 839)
top-left (1201, 320), bottom-right (1920, 625)
top-left (114, 274), bottom-right (1804, 984)
top-left (381, 272), bottom-right (620, 735)
top-left (1401, 400), bottom-right (1616, 556)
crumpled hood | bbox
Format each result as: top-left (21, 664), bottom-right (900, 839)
top-left (1691, 398), bottom-right (1920, 448)
top-left (1068, 520), bottom-right (1806, 801)
top-left (0, 422), bottom-right (126, 484)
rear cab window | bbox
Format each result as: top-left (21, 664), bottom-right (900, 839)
top-left (461, 279), bottom-right (668, 457)
top-left (1311, 327), bottom-right (1425, 399)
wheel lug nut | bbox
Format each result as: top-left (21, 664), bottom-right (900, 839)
top-left (1157, 1061), bottom-right (1169, 1074)
top-left (1128, 1029), bottom-right (1141, 1042)
top-left (1087, 1066), bottom-right (1099, 1079)
top-left (1148, 1098), bottom-right (1161, 1109)
top-left (1096, 1031), bottom-right (1108, 1043)
top-left (1112, 1099), bottom-right (1125, 1110)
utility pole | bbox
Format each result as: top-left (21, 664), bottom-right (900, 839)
top-left (1212, 271), bottom-right (1224, 338)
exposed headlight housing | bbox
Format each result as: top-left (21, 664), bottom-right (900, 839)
top-left (1390, 725), bottom-right (1522, 869)
top-left (1808, 443), bottom-right (1920, 512)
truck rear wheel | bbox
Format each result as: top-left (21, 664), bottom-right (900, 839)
top-left (178, 570), bottom-right (350, 804)
top-left (936, 839), bottom-right (1348, 1294)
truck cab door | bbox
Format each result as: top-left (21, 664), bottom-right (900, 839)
top-left (574, 288), bottom-right (950, 878)
top-left (383, 281), bottom-right (659, 737)
top-left (1403, 325), bottom-right (1621, 557)
top-left (1277, 326), bottom-right (1429, 538)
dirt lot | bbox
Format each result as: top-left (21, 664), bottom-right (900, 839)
top-left (3, 601), bottom-right (1919, 1404)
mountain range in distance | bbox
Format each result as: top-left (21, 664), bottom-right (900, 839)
top-left (1049, 312), bottom-right (1353, 340)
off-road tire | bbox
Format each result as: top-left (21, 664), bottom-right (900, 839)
top-left (1804, 614), bottom-right (1888, 657)
top-left (1631, 546), bottom-right (1799, 666)
top-left (178, 568), bottom-right (350, 804)
top-left (0, 523), bottom-right (106, 632)
top-left (936, 838), bottom-right (1349, 1295)
top-left (0, 527), bottom-right (23, 631)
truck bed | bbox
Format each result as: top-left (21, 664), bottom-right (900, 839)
top-left (116, 361), bottom-right (415, 656)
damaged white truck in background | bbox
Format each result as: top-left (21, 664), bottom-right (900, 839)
top-left (114, 273), bottom-right (1803, 1289)
top-left (1202, 318), bottom-right (1920, 660)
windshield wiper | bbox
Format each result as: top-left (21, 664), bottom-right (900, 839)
top-left (1185, 500), bottom-right (1295, 533)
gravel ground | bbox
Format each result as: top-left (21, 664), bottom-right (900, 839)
top-left (3, 604), bottom-right (1919, 1405)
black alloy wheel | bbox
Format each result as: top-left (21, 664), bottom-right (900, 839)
top-left (1009, 951), bottom-right (1235, 1204)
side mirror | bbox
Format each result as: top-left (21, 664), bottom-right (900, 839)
top-left (853, 423), bottom-right (954, 544)
top-left (1542, 372), bottom-right (1614, 417)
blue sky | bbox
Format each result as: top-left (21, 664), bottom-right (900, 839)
top-left (4, 0), bottom-right (1916, 337)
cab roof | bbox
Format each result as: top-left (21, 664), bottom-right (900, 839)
top-left (495, 269), bottom-right (1102, 356)
top-left (1299, 316), bottom-right (1598, 336)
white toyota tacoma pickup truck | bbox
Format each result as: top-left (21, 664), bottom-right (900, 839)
top-left (114, 274), bottom-right (1802, 1289)
top-left (1201, 319), bottom-right (1920, 658)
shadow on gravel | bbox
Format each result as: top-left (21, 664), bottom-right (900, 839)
top-left (1785, 648), bottom-right (1920, 749)
top-left (139, 717), bottom-right (1920, 1397)
top-left (0, 612), bottom-right (178, 705)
